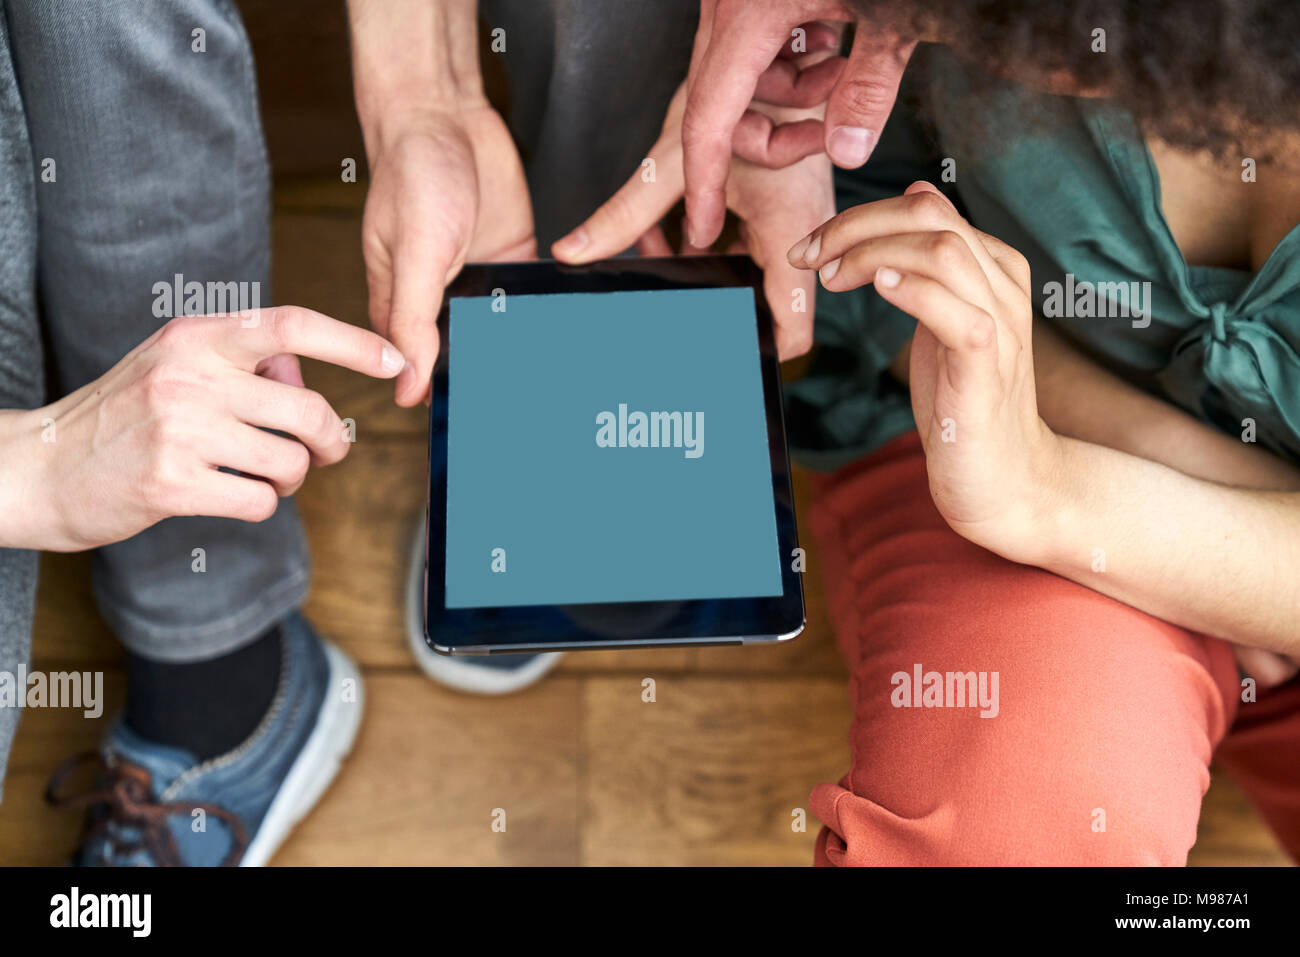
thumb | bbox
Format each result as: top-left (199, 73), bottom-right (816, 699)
top-left (823, 27), bottom-right (916, 168)
top-left (387, 232), bottom-right (457, 407)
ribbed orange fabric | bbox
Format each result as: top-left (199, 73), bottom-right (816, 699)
top-left (807, 430), bottom-right (1300, 865)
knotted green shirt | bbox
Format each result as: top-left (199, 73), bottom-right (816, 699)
top-left (787, 47), bottom-right (1300, 470)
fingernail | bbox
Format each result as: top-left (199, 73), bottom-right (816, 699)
top-left (819, 257), bottom-right (841, 283)
top-left (381, 344), bottom-right (406, 375)
top-left (876, 266), bottom-right (901, 288)
top-left (686, 222), bottom-right (702, 249)
top-left (787, 235), bottom-right (812, 263)
top-left (395, 364), bottom-right (417, 404)
top-left (554, 227), bottom-right (588, 258)
top-left (827, 126), bottom-right (874, 167)
top-left (805, 234), bottom-right (821, 263)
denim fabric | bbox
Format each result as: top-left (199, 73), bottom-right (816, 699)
top-left (0, 3), bottom-right (43, 802)
top-left (4, 0), bottom-right (309, 661)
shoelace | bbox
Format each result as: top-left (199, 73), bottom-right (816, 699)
top-left (45, 751), bottom-right (249, 866)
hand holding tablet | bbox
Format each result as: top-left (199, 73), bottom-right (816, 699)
top-left (421, 255), bottom-right (804, 654)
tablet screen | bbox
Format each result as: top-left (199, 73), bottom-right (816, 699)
top-left (444, 287), bottom-right (784, 609)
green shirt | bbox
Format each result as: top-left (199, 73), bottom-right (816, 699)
top-left (787, 46), bottom-right (1300, 470)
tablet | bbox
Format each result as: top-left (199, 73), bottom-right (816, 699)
top-left (422, 255), bottom-right (804, 654)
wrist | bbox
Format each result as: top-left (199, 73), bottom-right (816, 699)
top-left (347, 0), bottom-right (486, 160)
top-left (973, 423), bottom-right (1076, 569)
top-left (359, 102), bottom-right (455, 166)
top-left (1015, 429), bottom-right (1082, 570)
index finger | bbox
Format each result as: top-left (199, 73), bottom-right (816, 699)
top-left (227, 305), bottom-right (406, 380)
top-left (682, 15), bottom-right (789, 248)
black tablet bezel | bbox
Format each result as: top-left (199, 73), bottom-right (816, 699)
top-left (424, 255), bottom-right (804, 654)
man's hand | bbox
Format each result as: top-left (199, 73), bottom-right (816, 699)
top-left (552, 83), bottom-right (833, 359)
top-left (683, 0), bottom-right (917, 247)
top-left (0, 307), bottom-right (404, 552)
top-left (348, 0), bottom-right (534, 406)
top-left (361, 105), bottom-right (534, 406)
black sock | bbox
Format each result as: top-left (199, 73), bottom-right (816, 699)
top-left (123, 625), bottom-right (283, 763)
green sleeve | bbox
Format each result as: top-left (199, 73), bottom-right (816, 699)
top-left (785, 48), bottom-right (956, 470)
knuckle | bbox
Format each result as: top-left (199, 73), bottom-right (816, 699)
top-left (284, 444), bottom-right (311, 487)
top-left (814, 220), bottom-right (845, 259)
top-left (264, 306), bottom-right (301, 350)
top-left (155, 316), bottom-right (200, 350)
top-left (154, 413), bottom-right (192, 449)
top-left (927, 230), bottom-right (968, 268)
top-left (972, 310), bottom-right (998, 347)
top-left (1007, 250), bottom-right (1032, 285)
top-left (139, 363), bottom-right (185, 406)
top-left (835, 77), bottom-right (897, 122)
top-left (246, 484), bottom-right (279, 522)
top-left (679, 103), bottom-right (706, 141)
top-left (905, 190), bottom-right (955, 228)
top-left (680, 103), bottom-right (724, 151)
top-left (138, 361), bottom-right (178, 403)
top-left (296, 390), bottom-right (334, 438)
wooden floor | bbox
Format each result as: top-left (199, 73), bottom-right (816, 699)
top-left (0, 181), bottom-right (1288, 866)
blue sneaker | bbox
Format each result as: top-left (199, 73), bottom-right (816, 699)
top-left (45, 613), bottom-right (362, 866)
top-left (406, 515), bottom-right (563, 694)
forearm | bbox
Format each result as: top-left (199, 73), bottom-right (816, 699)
top-left (346, 0), bottom-right (483, 152)
top-left (1028, 325), bottom-right (1299, 651)
top-left (890, 324), bottom-right (1300, 649)
top-left (1034, 435), bottom-right (1300, 655)
top-left (1032, 320), bottom-right (1300, 491)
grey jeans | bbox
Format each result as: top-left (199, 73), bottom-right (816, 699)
top-left (3, 0), bottom-right (309, 667)
top-left (0, 0), bottom-right (697, 793)
top-left (0, 0), bottom-right (309, 790)
top-left (0, 0), bottom-right (308, 795)
top-left (0, 4), bottom-right (41, 802)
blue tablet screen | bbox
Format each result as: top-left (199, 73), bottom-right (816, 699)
top-left (444, 287), bottom-right (783, 609)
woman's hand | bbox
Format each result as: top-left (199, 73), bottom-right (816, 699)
top-left (789, 180), bottom-right (1064, 561)
top-left (0, 307), bottom-right (404, 552)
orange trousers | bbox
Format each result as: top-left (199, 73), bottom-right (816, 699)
top-left (808, 431), bottom-right (1300, 865)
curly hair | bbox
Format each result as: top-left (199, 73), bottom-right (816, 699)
top-left (846, 0), bottom-right (1300, 156)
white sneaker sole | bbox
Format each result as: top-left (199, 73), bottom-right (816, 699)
top-left (405, 513), bottom-right (563, 694)
top-left (239, 641), bottom-right (363, 866)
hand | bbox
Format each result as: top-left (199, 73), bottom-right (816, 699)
top-left (683, 0), bottom-right (918, 247)
top-left (1, 307), bottom-right (404, 551)
top-left (552, 82), bottom-right (834, 359)
top-left (789, 181), bottom-right (1062, 559)
top-left (361, 105), bottom-right (535, 406)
